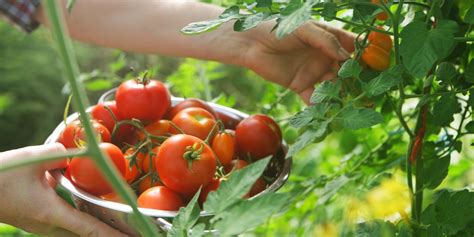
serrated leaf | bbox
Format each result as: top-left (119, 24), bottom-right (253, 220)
top-left (400, 20), bottom-right (459, 78)
top-left (436, 62), bottom-right (457, 84)
top-left (310, 80), bottom-right (341, 103)
top-left (317, 175), bottom-right (351, 205)
top-left (432, 94), bottom-right (461, 126)
top-left (338, 59), bottom-right (362, 79)
top-left (289, 104), bottom-right (330, 128)
top-left (214, 193), bottom-right (289, 235)
top-left (322, 2), bottom-right (337, 21)
top-left (181, 6), bottom-right (240, 34)
top-left (465, 60), bottom-right (474, 84)
top-left (363, 66), bottom-right (402, 96)
top-left (335, 107), bottom-right (384, 130)
top-left (421, 155), bottom-right (450, 190)
top-left (286, 121), bottom-right (328, 158)
top-left (204, 158), bottom-right (270, 213)
top-left (168, 190), bottom-right (202, 237)
top-left (275, 0), bottom-right (314, 39)
top-left (464, 5), bottom-right (474, 24)
top-left (234, 13), bottom-right (267, 32)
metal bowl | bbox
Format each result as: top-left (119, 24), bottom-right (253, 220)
top-left (46, 89), bottom-right (292, 236)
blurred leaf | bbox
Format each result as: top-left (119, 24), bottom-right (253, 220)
top-left (0, 94), bottom-right (13, 114)
top-left (363, 66), bottom-right (402, 96)
top-left (322, 2), bottom-right (337, 21)
top-left (352, 220), bottom-right (397, 237)
top-left (335, 106), bottom-right (384, 130)
top-left (204, 157), bottom-right (270, 213)
top-left (432, 94), bottom-right (461, 126)
top-left (436, 62), bottom-right (457, 84)
top-left (256, 0), bottom-right (272, 8)
top-left (464, 59), bottom-right (474, 84)
top-left (234, 13), bottom-right (269, 31)
top-left (169, 190), bottom-right (201, 237)
top-left (85, 79), bottom-right (113, 91)
top-left (464, 5), bottom-right (474, 24)
top-left (421, 155), bottom-right (450, 190)
top-left (310, 80), bottom-right (342, 103)
top-left (317, 175), bottom-right (351, 205)
top-left (189, 224), bottom-right (205, 237)
top-left (289, 103), bottom-right (330, 128)
top-left (400, 20), bottom-right (459, 78)
top-left (182, 6), bottom-right (240, 34)
top-left (286, 121), bottom-right (328, 158)
top-left (338, 59), bottom-right (362, 79)
top-left (276, 0), bottom-right (314, 39)
top-left (215, 193), bottom-right (290, 235)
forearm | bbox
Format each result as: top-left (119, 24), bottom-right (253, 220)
top-left (36, 0), bottom-right (263, 66)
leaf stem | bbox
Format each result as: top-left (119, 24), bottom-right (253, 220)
top-left (0, 148), bottom-right (85, 172)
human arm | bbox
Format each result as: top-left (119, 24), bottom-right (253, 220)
top-left (34, 0), bottom-right (355, 103)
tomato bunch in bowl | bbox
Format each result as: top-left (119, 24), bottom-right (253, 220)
top-left (58, 77), bottom-right (283, 211)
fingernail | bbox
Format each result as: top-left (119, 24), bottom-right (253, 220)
top-left (338, 48), bottom-right (351, 59)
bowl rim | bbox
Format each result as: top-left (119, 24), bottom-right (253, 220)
top-left (46, 90), bottom-right (292, 218)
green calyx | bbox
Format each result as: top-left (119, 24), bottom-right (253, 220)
top-left (183, 142), bottom-right (204, 168)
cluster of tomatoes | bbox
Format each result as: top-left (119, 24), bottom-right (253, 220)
top-left (58, 77), bottom-right (282, 211)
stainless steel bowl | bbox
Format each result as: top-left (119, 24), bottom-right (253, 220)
top-left (46, 89), bottom-right (292, 236)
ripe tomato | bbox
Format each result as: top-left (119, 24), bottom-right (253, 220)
top-left (156, 134), bottom-right (216, 196)
top-left (138, 175), bottom-right (163, 194)
top-left (216, 110), bottom-right (242, 130)
top-left (235, 114), bottom-right (282, 159)
top-left (199, 178), bottom-right (221, 205)
top-left (249, 178), bottom-right (267, 197)
top-left (371, 0), bottom-right (389, 21)
top-left (224, 159), bottom-right (248, 174)
top-left (137, 186), bottom-right (183, 211)
top-left (69, 143), bottom-right (126, 196)
top-left (171, 107), bottom-right (217, 140)
top-left (137, 120), bottom-right (174, 143)
top-left (115, 79), bottom-right (171, 123)
top-left (90, 101), bottom-right (120, 133)
top-left (100, 192), bottom-right (124, 203)
top-left (367, 28), bottom-right (392, 52)
top-left (59, 120), bottom-right (111, 148)
top-left (212, 130), bottom-right (236, 166)
top-left (166, 98), bottom-right (217, 119)
top-left (361, 44), bottom-right (391, 71)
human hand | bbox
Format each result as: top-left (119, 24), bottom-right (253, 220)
top-left (243, 21), bottom-right (356, 103)
top-left (0, 143), bottom-right (127, 237)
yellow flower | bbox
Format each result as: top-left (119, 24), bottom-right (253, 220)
top-left (366, 178), bottom-right (410, 219)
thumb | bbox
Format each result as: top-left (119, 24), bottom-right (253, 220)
top-left (38, 143), bottom-right (69, 171)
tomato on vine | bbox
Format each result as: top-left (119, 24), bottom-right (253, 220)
top-left (371, 0), bottom-right (389, 21)
top-left (212, 129), bottom-right (236, 166)
top-left (156, 134), bottom-right (216, 196)
top-left (361, 29), bottom-right (392, 71)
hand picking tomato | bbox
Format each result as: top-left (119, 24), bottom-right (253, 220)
top-left (235, 114), bottom-right (282, 159)
top-left (137, 186), bottom-right (183, 211)
top-left (171, 107), bottom-right (217, 140)
top-left (59, 120), bottom-right (111, 148)
top-left (212, 130), bottom-right (236, 166)
top-left (68, 142), bottom-right (126, 196)
top-left (166, 98), bottom-right (217, 119)
top-left (115, 78), bottom-right (171, 124)
top-left (156, 134), bottom-right (216, 196)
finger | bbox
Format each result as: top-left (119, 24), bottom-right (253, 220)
top-left (48, 227), bottom-right (77, 237)
top-left (313, 21), bottom-right (357, 53)
top-left (38, 143), bottom-right (68, 171)
top-left (48, 192), bottom-right (128, 237)
top-left (296, 22), bottom-right (351, 61)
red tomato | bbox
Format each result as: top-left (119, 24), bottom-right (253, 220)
top-left (59, 120), bottom-right (111, 148)
top-left (90, 101), bottom-right (120, 133)
top-left (156, 134), bottom-right (216, 196)
top-left (166, 98), bottom-right (217, 119)
top-left (249, 178), bottom-right (267, 197)
top-left (100, 192), bottom-right (124, 203)
top-left (69, 143), bottom-right (126, 196)
top-left (367, 28), bottom-right (392, 52)
top-left (137, 120), bottom-right (174, 143)
top-left (199, 178), bottom-right (221, 205)
top-left (371, 0), bottom-right (389, 21)
top-left (137, 186), bottom-right (183, 211)
top-left (235, 114), bottom-right (282, 159)
top-left (224, 159), bottom-right (248, 174)
top-left (171, 107), bottom-right (217, 140)
top-left (123, 147), bottom-right (144, 183)
top-left (212, 130), bottom-right (236, 166)
top-left (115, 79), bottom-right (171, 123)
top-left (216, 110), bottom-right (243, 130)
top-left (138, 175), bottom-right (163, 194)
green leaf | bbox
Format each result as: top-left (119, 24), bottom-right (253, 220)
top-left (204, 158), bottom-right (270, 213)
top-left (363, 66), bottom-right (403, 96)
top-left (168, 190), bottom-right (202, 237)
top-left (214, 193), bottom-right (290, 235)
top-left (400, 20), bottom-right (459, 78)
top-left (432, 94), bottom-right (461, 126)
top-left (335, 107), bottom-right (384, 130)
top-left (289, 103), bottom-right (330, 128)
top-left (310, 80), bottom-right (342, 103)
top-left (317, 175), bottom-right (351, 205)
top-left (464, 5), bottom-right (474, 24)
top-left (234, 13), bottom-right (268, 32)
top-left (181, 6), bottom-right (240, 34)
top-left (338, 59), bottom-right (362, 79)
top-left (465, 121), bottom-right (474, 133)
top-left (275, 0), bottom-right (314, 39)
top-left (436, 62), bottom-right (458, 84)
top-left (85, 79), bottom-right (113, 91)
top-left (0, 94), bottom-right (13, 114)
top-left (256, 0), bottom-right (272, 8)
top-left (464, 59), bottom-right (474, 84)
top-left (322, 2), bottom-right (337, 21)
top-left (353, 221), bottom-right (397, 237)
top-left (421, 155), bottom-right (450, 190)
top-left (189, 224), bottom-right (205, 237)
top-left (286, 121), bottom-right (328, 158)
